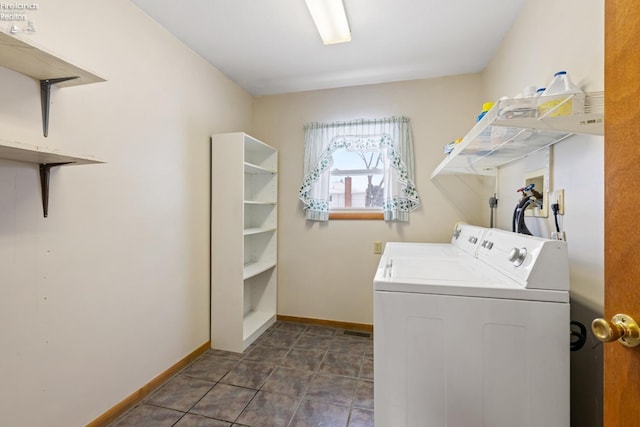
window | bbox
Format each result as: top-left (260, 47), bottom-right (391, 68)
top-left (329, 149), bottom-right (384, 210)
top-left (299, 117), bottom-right (421, 221)
top-left (328, 149), bottom-right (384, 219)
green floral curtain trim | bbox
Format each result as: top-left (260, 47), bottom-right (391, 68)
top-left (298, 134), bottom-right (420, 220)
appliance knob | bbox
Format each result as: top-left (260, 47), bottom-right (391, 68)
top-left (508, 247), bottom-right (527, 266)
top-left (453, 228), bottom-right (461, 239)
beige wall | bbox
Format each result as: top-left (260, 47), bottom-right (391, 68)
top-left (482, 1), bottom-right (604, 426)
top-left (252, 75), bottom-right (489, 324)
top-left (483, 0), bottom-right (604, 311)
top-left (0, 1), bottom-right (252, 425)
top-left (483, 0), bottom-right (604, 312)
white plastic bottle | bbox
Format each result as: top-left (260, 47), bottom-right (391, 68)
top-left (538, 71), bottom-right (585, 117)
top-left (522, 85), bottom-right (537, 98)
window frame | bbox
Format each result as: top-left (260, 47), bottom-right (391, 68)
top-left (329, 211), bottom-right (384, 220)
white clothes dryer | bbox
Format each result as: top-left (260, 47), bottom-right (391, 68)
top-left (374, 225), bottom-right (570, 427)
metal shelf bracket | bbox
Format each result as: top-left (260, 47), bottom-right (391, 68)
top-left (39, 162), bottom-right (73, 217)
top-left (40, 77), bottom-right (78, 137)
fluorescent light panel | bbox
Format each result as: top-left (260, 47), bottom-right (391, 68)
top-left (305, 0), bottom-right (351, 45)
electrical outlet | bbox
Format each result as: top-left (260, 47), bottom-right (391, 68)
top-left (552, 189), bottom-right (565, 215)
top-left (373, 241), bottom-right (384, 254)
top-left (551, 231), bottom-right (567, 241)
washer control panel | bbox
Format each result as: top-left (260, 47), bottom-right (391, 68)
top-left (477, 228), bottom-right (569, 291)
top-left (480, 240), bottom-right (494, 249)
top-left (450, 223), bottom-right (487, 256)
top-left (507, 247), bottom-right (528, 267)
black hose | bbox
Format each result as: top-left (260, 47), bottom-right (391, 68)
top-left (570, 321), bottom-right (587, 351)
top-left (512, 196), bottom-right (527, 232)
top-left (513, 198), bottom-right (531, 234)
top-left (513, 197), bottom-right (543, 235)
top-left (516, 199), bottom-right (533, 235)
top-left (552, 203), bottom-right (561, 233)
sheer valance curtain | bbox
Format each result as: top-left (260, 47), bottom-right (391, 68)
top-left (298, 116), bottom-right (421, 221)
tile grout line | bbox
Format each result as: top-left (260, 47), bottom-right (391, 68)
top-left (285, 323), bottom-right (331, 427)
top-left (171, 350), bottom-right (233, 426)
top-left (285, 323), bottom-right (317, 427)
top-left (110, 321), bottom-right (373, 427)
top-left (239, 322), bottom-right (312, 427)
top-left (177, 349), bottom-right (249, 426)
top-left (112, 350), bottom-right (216, 426)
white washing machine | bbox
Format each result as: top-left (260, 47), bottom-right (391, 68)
top-left (374, 225), bottom-right (570, 427)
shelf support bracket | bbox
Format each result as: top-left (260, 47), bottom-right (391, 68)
top-left (39, 162), bottom-right (72, 217)
top-left (40, 77), bottom-right (78, 137)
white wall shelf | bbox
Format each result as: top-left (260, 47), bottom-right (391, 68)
top-left (0, 32), bottom-right (106, 217)
top-left (0, 138), bottom-right (104, 217)
top-left (431, 91), bottom-right (604, 178)
top-left (243, 227), bottom-right (277, 236)
top-left (0, 138), bottom-right (102, 165)
top-left (243, 310), bottom-right (276, 343)
top-left (244, 162), bottom-right (276, 175)
top-left (211, 132), bottom-right (278, 353)
top-left (243, 260), bottom-right (278, 280)
top-left (0, 31), bottom-right (106, 137)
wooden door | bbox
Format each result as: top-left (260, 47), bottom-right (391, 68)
top-left (604, 1), bottom-right (640, 426)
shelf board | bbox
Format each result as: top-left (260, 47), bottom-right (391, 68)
top-left (243, 261), bottom-right (276, 280)
top-left (431, 91), bottom-right (604, 178)
top-left (243, 310), bottom-right (276, 343)
top-left (243, 227), bottom-right (277, 236)
top-left (492, 112), bottom-right (603, 135)
top-left (244, 162), bottom-right (276, 174)
top-left (0, 32), bottom-right (105, 86)
top-left (244, 200), bottom-right (277, 205)
top-left (0, 138), bottom-right (103, 165)
top-left (0, 138), bottom-right (104, 217)
top-left (431, 127), bottom-right (573, 177)
top-left (245, 134), bottom-right (276, 152)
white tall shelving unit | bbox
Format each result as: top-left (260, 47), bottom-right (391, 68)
top-left (210, 132), bottom-right (278, 353)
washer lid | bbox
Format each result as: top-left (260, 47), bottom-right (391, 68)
top-left (374, 256), bottom-right (568, 303)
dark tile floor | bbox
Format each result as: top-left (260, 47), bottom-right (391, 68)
top-left (109, 321), bottom-right (374, 427)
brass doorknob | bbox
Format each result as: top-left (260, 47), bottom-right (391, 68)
top-left (591, 314), bottom-right (640, 348)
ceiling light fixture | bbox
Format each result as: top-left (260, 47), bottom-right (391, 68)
top-left (305, 0), bottom-right (351, 45)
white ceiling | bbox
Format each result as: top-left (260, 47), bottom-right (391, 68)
top-left (130, 0), bottom-right (526, 96)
